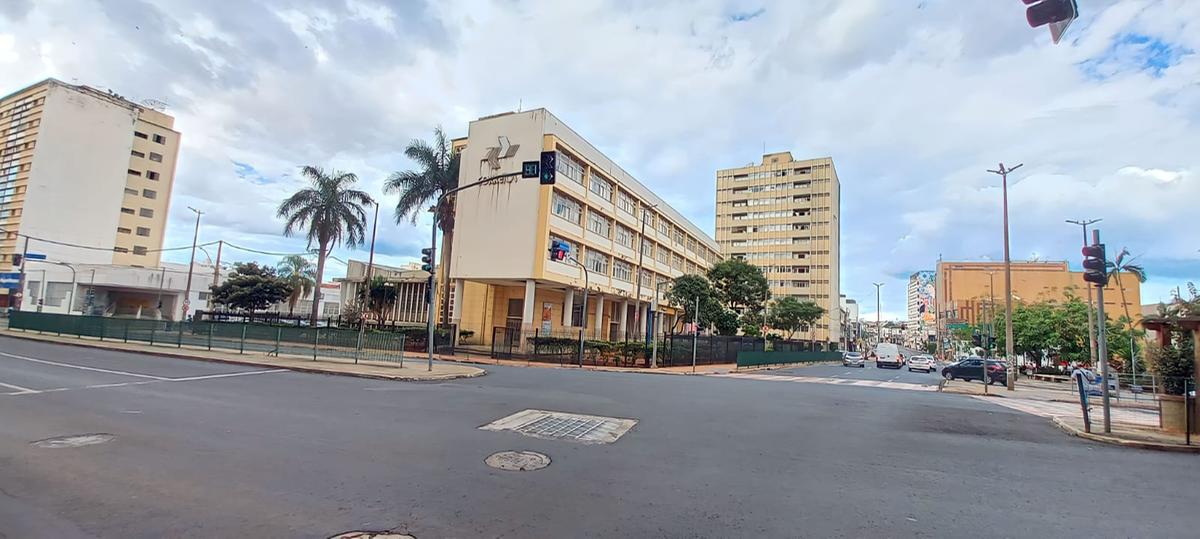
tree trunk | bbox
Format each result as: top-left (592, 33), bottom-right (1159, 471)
top-left (439, 226), bottom-right (454, 329)
top-left (310, 241), bottom-right (327, 325)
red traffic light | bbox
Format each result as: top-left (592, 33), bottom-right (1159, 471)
top-left (1025, 0), bottom-right (1075, 28)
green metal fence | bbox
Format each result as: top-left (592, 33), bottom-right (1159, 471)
top-left (8, 311), bottom-right (409, 364)
top-left (736, 350), bottom-right (844, 368)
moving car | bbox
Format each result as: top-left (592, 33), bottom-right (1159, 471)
top-left (907, 354), bottom-right (935, 373)
top-left (874, 343), bottom-right (903, 369)
top-left (842, 351), bottom-right (866, 368)
top-left (941, 358), bottom-right (1007, 385)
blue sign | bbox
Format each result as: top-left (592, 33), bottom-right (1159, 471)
top-left (24, 253), bottom-right (46, 260)
top-left (0, 272), bottom-right (21, 289)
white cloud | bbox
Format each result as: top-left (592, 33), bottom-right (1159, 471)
top-left (0, 0), bottom-right (1196, 310)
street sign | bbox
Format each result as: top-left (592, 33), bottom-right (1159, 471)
top-left (24, 253), bottom-right (47, 260)
top-left (522, 161), bottom-right (540, 179)
top-left (0, 272), bottom-right (20, 289)
top-left (948, 322), bottom-right (968, 330)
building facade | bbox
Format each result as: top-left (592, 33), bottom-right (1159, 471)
top-left (906, 270), bottom-right (936, 347)
top-left (715, 152), bottom-right (840, 345)
top-left (1, 79), bottom-right (180, 308)
top-left (448, 109), bottom-right (720, 346)
top-left (337, 259), bottom-right (430, 325)
top-left (935, 260), bottom-right (1143, 328)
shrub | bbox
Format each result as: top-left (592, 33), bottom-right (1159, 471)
top-left (1146, 341), bottom-right (1194, 395)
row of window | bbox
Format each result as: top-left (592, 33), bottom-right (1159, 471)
top-left (117, 226), bottom-right (152, 237)
top-left (733, 252), bottom-right (810, 261)
top-left (121, 207), bottom-right (155, 218)
top-left (0, 118), bottom-right (39, 139)
top-left (113, 246), bottom-right (149, 255)
top-left (730, 209), bottom-right (809, 220)
top-left (723, 164), bottom-right (828, 181)
top-left (1, 139), bottom-right (34, 157)
top-left (130, 149), bottom-right (164, 162)
top-left (0, 96), bottom-right (44, 118)
top-left (726, 223), bottom-right (810, 234)
top-left (551, 233), bottom-right (700, 285)
top-left (729, 237), bottom-right (805, 247)
top-left (134, 130), bottom-right (168, 145)
top-left (553, 190), bottom-right (717, 264)
top-left (769, 280), bottom-right (811, 288)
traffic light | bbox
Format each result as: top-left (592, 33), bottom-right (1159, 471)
top-left (972, 331), bottom-right (982, 347)
top-left (1082, 243), bottom-right (1108, 287)
top-left (539, 151), bottom-right (556, 185)
top-left (548, 239), bottom-right (570, 262)
top-left (1023, 0), bottom-right (1078, 44)
top-left (420, 247), bottom-right (434, 273)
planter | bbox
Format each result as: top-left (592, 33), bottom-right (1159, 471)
top-left (1158, 395), bottom-right (1199, 434)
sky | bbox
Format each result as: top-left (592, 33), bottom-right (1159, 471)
top-left (2, 0), bottom-right (1198, 321)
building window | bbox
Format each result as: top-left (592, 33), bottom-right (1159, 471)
top-left (613, 260), bottom-right (633, 282)
top-left (673, 228), bottom-right (685, 245)
top-left (672, 253), bottom-right (683, 270)
top-left (615, 224), bottom-right (635, 248)
top-left (142, 189), bottom-right (156, 199)
top-left (117, 227), bottom-right (131, 234)
top-left (149, 152), bottom-right (163, 162)
top-left (616, 190), bottom-right (637, 216)
top-left (136, 227), bottom-right (150, 237)
top-left (586, 211), bottom-right (612, 238)
top-left (551, 192), bottom-right (581, 224)
top-left (642, 210), bottom-right (655, 230)
top-left (146, 171), bottom-right (160, 180)
top-left (198, 291), bottom-right (211, 301)
top-left (656, 246), bottom-right (670, 265)
top-left (134, 131), bottom-right (148, 139)
top-left (556, 152), bottom-right (584, 185)
top-left (687, 237), bottom-right (697, 253)
top-left (131, 150), bottom-right (145, 158)
top-left (114, 247), bottom-right (130, 253)
top-left (657, 218), bottom-right (669, 236)
top-left (152, 134), bottom-right (166, 144)
top-left (585, 249), bottom-right (609, 275)
top-left (132, 246), bottom-right (148, 255)
top-left (128, 169), bottom-right (142, 176)
top-left (121, 207), bottom-right (135, 215)
top-left (124, 188), bottom-right (138, 195)
top-left (641, 240), bottom-right (654, 258)
top-left (589, 172), bottom-right (613, 200)
top-left (139, 208), bottom-right (154, 218)
top-left (548, 235), bottom-right (577, 262)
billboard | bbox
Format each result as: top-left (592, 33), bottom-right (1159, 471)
top-left (913, 271), bottom-right (935, 325)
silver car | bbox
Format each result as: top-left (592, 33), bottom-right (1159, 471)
top-left (842, 351), bottom-right (866, 368)
top-left (907, 354), bottom-right (935, 373)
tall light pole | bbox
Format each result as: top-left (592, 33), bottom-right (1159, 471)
top-left (987, 162), bottom-right (1022, 390)
top-left (873, 282), bottom-right (884, 347)
top-left (1066, 218), bottom-right (1101, 369)
top-left (181, 206), bottom-right (203, 322)
top-left (355, 201), bottom-right (380, 364)
top-left (633, 204), bottom-right (658, 342)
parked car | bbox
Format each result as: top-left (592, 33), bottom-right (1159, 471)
top-left (874, 343), bottom-right (903, 369)
top-left (907, 354), bottom-right (935, 373)
top-left (842, 351), bottom-right (866, 368)
top-left (941, 358), bottom-right (1007, 385)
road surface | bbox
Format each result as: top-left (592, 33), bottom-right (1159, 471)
top-left (2, 335), bottom-right (1198, 538)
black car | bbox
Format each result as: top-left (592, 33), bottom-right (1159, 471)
top-left (941, 358), bottom-right (1007, 385)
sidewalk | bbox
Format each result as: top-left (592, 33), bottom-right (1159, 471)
top-left (0, 330), bottom-right (485, 382)
top-left (423, 347), bottom-right (738, 375)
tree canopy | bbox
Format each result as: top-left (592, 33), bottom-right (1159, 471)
top-left (706, 259), bottom-right (770, 313)
top-left (766, 297), bottom-right (825, 340)
top-left (665, 273), bottom-right (735, 334)
top-left (210, 263), bottom-right (293, 313)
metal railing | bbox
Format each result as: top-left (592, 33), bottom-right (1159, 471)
top-left (8, 311), bottom-right (409, 364)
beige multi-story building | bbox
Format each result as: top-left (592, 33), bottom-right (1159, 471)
top-left (715, 152), bottom-right (841, 345)
top-left (448, 109), bottom-right (720, 346)
top-left (0, 78), bottom-right (180, 308)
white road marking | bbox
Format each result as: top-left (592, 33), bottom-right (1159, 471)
top-left (165, 369), bottom-right (287, 382)
top-left (0, 380), bottom-right (38, 394)
top-left (0, 351), bottom-right (169, 380)
top-left (714, 373), bottom-right (937, 392)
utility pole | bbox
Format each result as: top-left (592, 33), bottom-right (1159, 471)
top-left (873, 282), bottom-right (884, 348)
top-left (181, 207), bottom-right (203, 322)
top-left (633, 204), bottom-right (657, 342)
top-left (1066, 218), bottom-right (1101, 368)
top-left (988, 162), bottom-right (1022, 390)
top-left (212, 240), bottom-right (223, 291)
top-left (356, 202), bottom-right (380, 363)
top-left (692, 294), bottom-right (700, 374)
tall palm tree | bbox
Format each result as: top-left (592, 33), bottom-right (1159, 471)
top-left (383, 127), bottom-right (460, 327)
top-left (277, 254), bottom-right (317, 316)
top-left (1109, 247), bottom-right (1148, 370)
top-left (278, 166), bottom-right (374, 324)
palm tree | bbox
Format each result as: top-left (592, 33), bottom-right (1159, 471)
top-left (278, 166), bottom-right (374, 324)
top-left (1109, 247), bottom-right (1148, 372)
top-left (277, 254), bottom-right (316, 316)
top-left (383, 127), bottom-right (460, 327)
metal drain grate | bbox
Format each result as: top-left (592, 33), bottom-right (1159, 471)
top-left (480, 409), bottom-right (637, 445)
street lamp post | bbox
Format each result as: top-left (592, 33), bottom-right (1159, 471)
top-left (873, 282), bottom-right (884, 348)
top-left (633, 204), bottom-right (658, 342)
top-left (1066, 219), bottom-right (1101, 369)
top-left (988, 162), bottom-right (1023, 391)
top-left (181, 207), bottom-right (203, 322)
top-left (355, 201), bottom-right (380, 364)
top-left (649, 279), bottom-right (671, 368)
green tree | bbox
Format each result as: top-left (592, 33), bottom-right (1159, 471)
top-left (383, 127), bottom-right (461, 326)
top-left (766, 297), bottom-right (825, 341)
top-left (365, 276), bottom-right (399, 322)
top-left (1109, 248), bottom-right (1148, 371)
top-left (209, 263), bottom-right (293, 312)
top-left (740, 310), bottom-right (765, 337)
top-left (278, 166), bottom-right (374, 324)
top-left (276, 254), bottom-right (316, 316)
top-left (664, 273), bottom-right (730, 334)
top-left (706, 259), bottom-right (770, 314)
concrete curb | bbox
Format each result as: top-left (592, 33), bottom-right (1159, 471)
top-left (0, 331), bottom-right (486, 383)
top-left (1050, 416), bottom-right (1200, 454)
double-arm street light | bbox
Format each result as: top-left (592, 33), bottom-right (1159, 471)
top-left (988, 162), bottom-right (1022, 391)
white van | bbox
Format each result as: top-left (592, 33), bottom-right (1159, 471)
top-left (874, 343), bottom-right (903, 369)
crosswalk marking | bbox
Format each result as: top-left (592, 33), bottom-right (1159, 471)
top-left (712, 373), bottom-right (938, 391)
top-left (975, 396), bottom-right (1159, 427)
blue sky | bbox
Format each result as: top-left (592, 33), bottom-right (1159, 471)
top-left (1, 0), bottom-right (1197, 320)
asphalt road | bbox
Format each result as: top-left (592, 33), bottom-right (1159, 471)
top-left (766, 361), bottom-right (943, 387)
top-left (3, 335), bottom-right (1199, 538)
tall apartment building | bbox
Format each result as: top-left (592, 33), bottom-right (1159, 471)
top-left (449, 109), bottom-right (720, 346)
top-left (935, 260), bottom-right (1142, 327)
top-left (907, 270), bottom-right (936, 345)
top-left (0, 79), bottom-right (180, 308)
top-left (715, 152), bottom-right (841, 345)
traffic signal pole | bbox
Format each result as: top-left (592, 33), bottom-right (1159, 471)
top-left (1091, 229), bottom-right (1113, 433)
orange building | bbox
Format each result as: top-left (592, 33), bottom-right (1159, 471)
top-left (935, 261), bottom-right (1142, 327)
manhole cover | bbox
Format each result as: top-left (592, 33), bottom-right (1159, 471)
top-left (329, 533), bottom-right (414, 539)
top-left (480, 409), bottom-right (637, 445)
top-left (31, 433), bottom-right (115, 449)
top-left (486, 450), bottom-right (551, 471)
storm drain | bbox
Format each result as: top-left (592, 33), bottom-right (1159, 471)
top-left (480, 409), bottom-right (637, 445)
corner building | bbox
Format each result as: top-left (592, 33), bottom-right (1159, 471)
top-left (715, 152), bottom-right (841, 345)
top-left (449, 109), bottom-right (720, 347)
